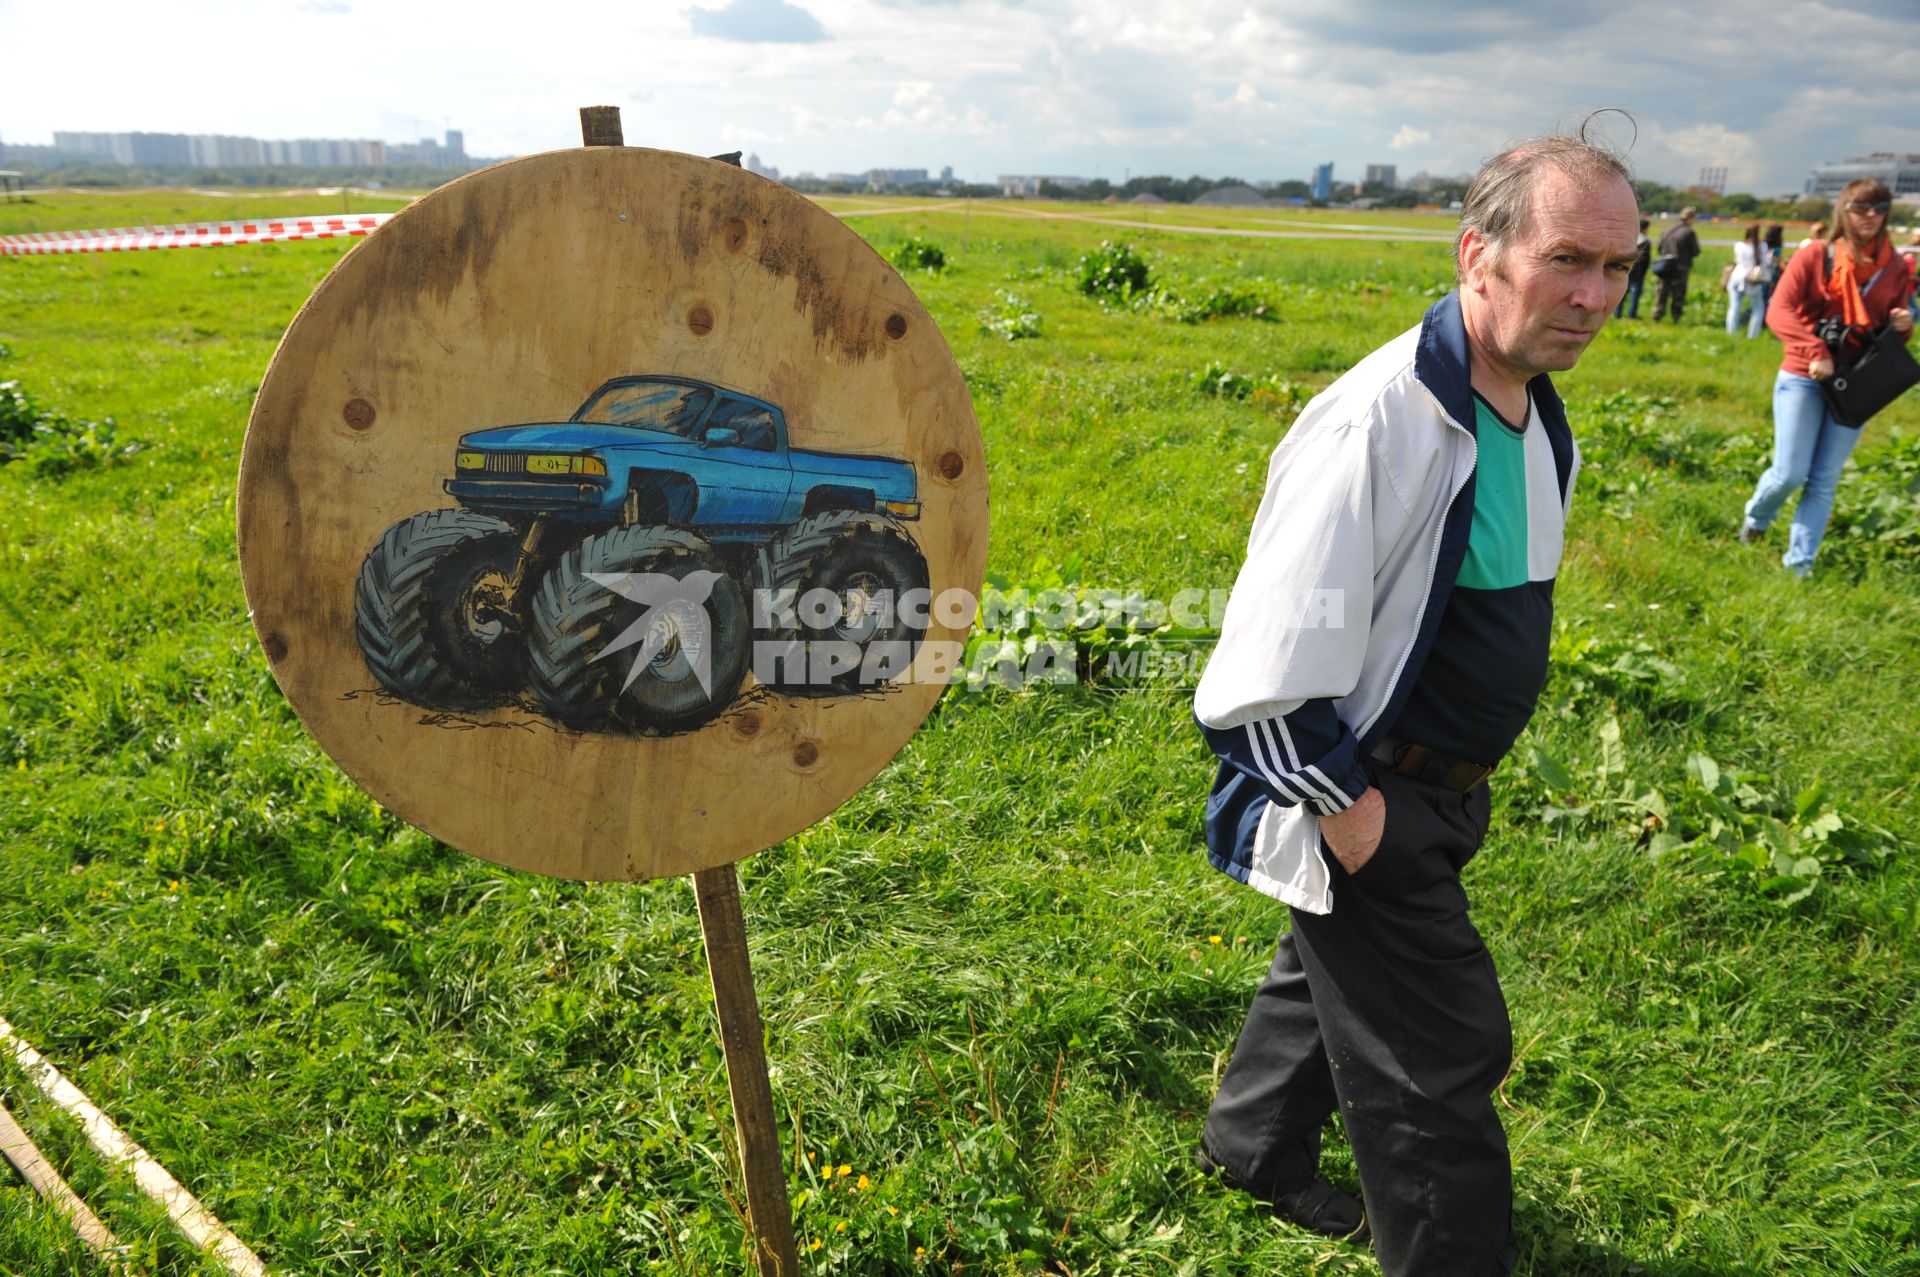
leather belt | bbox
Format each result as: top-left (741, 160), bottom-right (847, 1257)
top-left (1369, 735), bottom-right (1495, 792)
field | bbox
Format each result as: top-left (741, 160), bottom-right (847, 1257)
top-left (3, 187), bottom-right (1919, 1276)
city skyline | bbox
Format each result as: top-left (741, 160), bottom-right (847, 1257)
top-left (4, 0), bottom-right (1917, 196)
top-left (22, 127), bottom-right (471, 171)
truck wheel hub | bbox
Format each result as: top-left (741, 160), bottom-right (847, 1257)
top-left (461, 570), bottom-right (515, 644)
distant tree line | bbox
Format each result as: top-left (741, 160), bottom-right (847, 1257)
top-left (1631, 180), bottom-right (1831, 225)
top-left (1035, 174), bottom-right (1470, 208)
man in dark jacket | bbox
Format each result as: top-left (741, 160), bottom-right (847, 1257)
top-left (1652, 207), bottom-right (1701, 321)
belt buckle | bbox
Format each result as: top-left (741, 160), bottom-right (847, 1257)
top-left (1390, 741), bottom-right (1431, 779)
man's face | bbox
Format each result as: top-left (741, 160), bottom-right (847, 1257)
top-left (1461, 170), bottom-right (1640, 379)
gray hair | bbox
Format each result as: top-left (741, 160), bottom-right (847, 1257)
top-left (1454, 125), bottom-right (1636, 282)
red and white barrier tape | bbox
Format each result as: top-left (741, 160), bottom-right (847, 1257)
top-left (0, 213), bottom-right (391, 256)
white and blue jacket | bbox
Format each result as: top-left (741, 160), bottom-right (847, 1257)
top-left (1193, 291), bottom-right (1579, 913)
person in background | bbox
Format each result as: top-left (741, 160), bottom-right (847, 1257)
top-left (1740, 179), bottom-right (1915, 574)
top-left (1756, 224), bottom-right (1785, 331)
top-left (1616, 216), bottom-right (1651, 319)
top-left (1652, 206), bottom-right (1701, 321)
top-left (1726, 223), bottom-right (1770, 338)
top-left (1797, 221), bottom-right (1828, 252)
top-left (1903, 231), bottom-right (1920, 324)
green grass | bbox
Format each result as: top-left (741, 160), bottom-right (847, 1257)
top-left (2, 191), bottom-right (1918, 1275)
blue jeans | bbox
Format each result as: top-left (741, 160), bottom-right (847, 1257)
top-left (1615, 276), bottom-right (1645, 318)
top-left (1725, 285), bottom-right (1764, 337)
top-left (1743, 371), bottom-right (1862, 574)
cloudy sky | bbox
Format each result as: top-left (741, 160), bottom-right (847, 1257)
top-left (4, 0), bottom-right (1918, 194)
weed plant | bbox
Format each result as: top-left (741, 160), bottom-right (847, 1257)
top-left (891, 236), bottom-right (948, 274)
top-left (1, 193), bottom-right (1918, 1275)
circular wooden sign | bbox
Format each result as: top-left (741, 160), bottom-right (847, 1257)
top-left (238, 148), bottom-right (988, 881)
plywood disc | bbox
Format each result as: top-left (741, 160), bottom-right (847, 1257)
top-left (238, 148), bottom-right (988, 881)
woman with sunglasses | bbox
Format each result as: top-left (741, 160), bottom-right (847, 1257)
top-left (1738, 179), bottom-right (1915, 575)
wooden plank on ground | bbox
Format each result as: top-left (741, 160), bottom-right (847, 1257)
top-left (0, 1016), bottom-right (264, 1277)
top-left (0, 1096), bottom-right (129, 1266)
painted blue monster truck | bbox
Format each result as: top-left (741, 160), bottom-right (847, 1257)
top-left (354, 375), bottom-right (930, 734)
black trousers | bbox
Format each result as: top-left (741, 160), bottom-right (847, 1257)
top-left (1202, 765), bottom-right (1514, 1275)
top-left (1652, 268), bottom-right (1690, 321)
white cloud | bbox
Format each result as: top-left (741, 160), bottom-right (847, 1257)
top-left (0, 0), bottom-right (1915, 191)
top-left (685, 0), bottom-right (828, 43)
top-left (1640, 122), bottom-right (1764, 193)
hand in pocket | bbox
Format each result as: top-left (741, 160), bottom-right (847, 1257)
top-left (1320, 786), bottom-right (1386, 873)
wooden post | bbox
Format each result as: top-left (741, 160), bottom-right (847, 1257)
top-left (693, 865), bottom-right (801, 1275)
top-left (579, 105), bottom-right (624, 148)
top-left (572, 103), bottom-right (798, 1275)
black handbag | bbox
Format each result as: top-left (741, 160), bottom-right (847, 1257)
top-left (1814, 244), bottom-right (1919, 426)
top-left (1821, 323), bottom-right (1920, 427)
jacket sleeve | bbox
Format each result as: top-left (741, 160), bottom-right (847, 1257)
top-left (1197, 705), bottom-right (1368, 817)
top-left (1767, 247), bottom-right (1831, 371)
top-left (1193, 405), bottom-right (1397, 817)
top-left (1891, 257), bottom-right (1915, 345)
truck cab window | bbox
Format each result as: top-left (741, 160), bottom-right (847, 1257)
top-left (709, 402), bottom-right (778, 451)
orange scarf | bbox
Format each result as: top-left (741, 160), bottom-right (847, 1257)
top-left (1828, 234), bottom-right (1892, 327)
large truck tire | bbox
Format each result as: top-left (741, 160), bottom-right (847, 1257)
top-left (762, 510), bottom-right (930, 697)
top-left (354, 509), bottom-right (528, 711)
top-left (527, 526), bottom-right (749, 735)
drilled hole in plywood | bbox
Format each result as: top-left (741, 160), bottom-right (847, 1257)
top-left (884, 313), bottom-right (908, 341)
top-left (936, 450), bottom-right (965, 481)
top-left (343, 398), bottom-right (376, 431)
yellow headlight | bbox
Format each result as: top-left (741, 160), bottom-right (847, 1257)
top-left (882, 499), bottom-right (921, 519)
top-left (526, 454), bottom-right (607, 476)
top-left (456, 451), bottom-right (485, 470)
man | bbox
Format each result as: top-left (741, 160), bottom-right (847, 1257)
top-left (1615, 216), bottom-right (1651, 319)
top-left (1191, 135), bottom-right (1637, 1275)
top-left (1651, 206), bottom-right (1701, 321)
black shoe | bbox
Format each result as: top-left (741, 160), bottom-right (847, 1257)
top-left (1739, 522), bottom-right (1763, 545)
top-left (1192, 1144), bottom-right (1369, 1241)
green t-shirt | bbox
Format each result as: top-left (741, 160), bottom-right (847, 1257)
top-left (1387, 393), bottom-right (1565, 764)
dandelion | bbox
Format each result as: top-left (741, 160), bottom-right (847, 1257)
top-left (810, 1238), bottom-right (823, 1252)
top-left (887, 1205), bottom-right (899, 1216)
top-left (837, 1164), bottom-right (852, 1177)
top-left (835, 1221), bottom-right (847, 1233)
top-left (856, 1174), bottom-right (871, 1190)
top-left (1208, 935), bottom-right (1222, 944)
